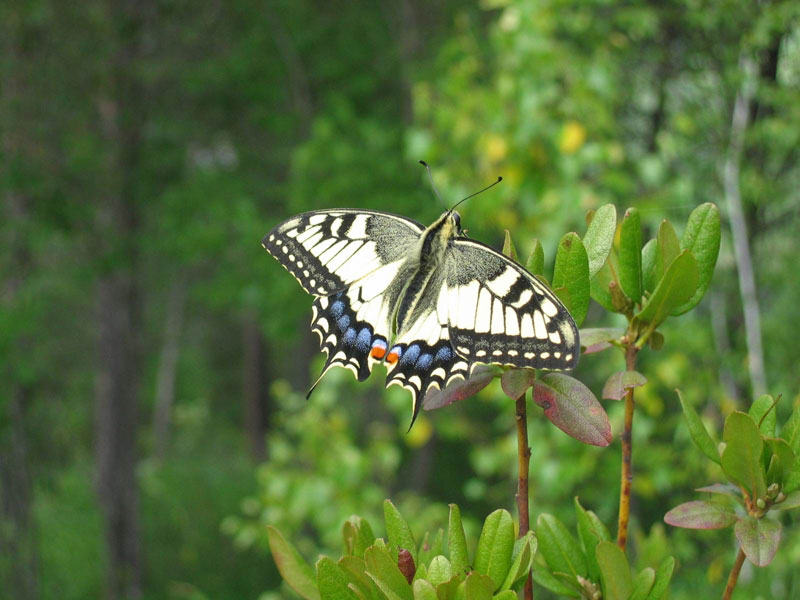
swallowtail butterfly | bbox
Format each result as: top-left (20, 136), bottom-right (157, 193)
top-left (263, 175), bottom-right (579, 426)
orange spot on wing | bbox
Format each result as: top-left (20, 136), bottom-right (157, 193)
top-left (386, 352), bottom-right (399, 364)
top-left (371, 346), bottom-right (386, 359)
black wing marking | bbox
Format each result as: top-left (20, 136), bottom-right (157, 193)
top-left (263, 209), bottom-right (424, 297)
top-left (444, 238), bottom-right (580, 371)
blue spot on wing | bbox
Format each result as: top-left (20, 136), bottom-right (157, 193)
top-left (330, 300), bottom-right (345, 318)
top-left (356, 328), bottom-right (372, 352)
top-left (400, 344), bottom-right (421, 366)
top-left (434, 346), bottom-right (452, 362)
top-left (416, 353), bottom-right (433, 370)
top-left (343, 327), bottom-right (357, 345)
top-left (337, 315), bottom-right (350, 332)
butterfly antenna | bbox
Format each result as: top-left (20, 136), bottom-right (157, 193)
top-left (449, 175), bottom-right (503, 213)
top-left (419, 160), bottom-right (444, 205)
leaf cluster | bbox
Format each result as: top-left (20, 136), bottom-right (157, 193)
top-left (666, 393), bottom-right (800, 566)
top-left (268, 500), bottom-right (537, 600)
top-left (533, 499), bottom-right (674, 600)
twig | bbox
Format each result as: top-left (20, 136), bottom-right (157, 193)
top-left (722, 547), bottom-right (746, 600)
top-left (515, 391), bottom-right (533, 600)
top-left (617, 343), bottom-right (639, 550)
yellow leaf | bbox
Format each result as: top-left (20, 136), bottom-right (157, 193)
top-left (559, 121), bottom-right (586, 154)
top-left (484, 134), bottom-right (508, 162)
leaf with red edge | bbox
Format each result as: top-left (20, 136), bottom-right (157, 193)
top-left (602, 371), bottom-right (647, 401)
top-left (735, 516), bottom-right (781, 567)
top-left (664, 501), bottom-right (737, 530)
top-left (422, 365), bottom-right (502, 411)
top-left (533, 373), bottom-right (611, 446)
top-left (500, 368), bottom-right (536, 400)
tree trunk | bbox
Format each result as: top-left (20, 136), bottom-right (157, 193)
top-left (242, 314), bottom-right (268, 461)
top-left (723, 55), bottom-right (767, 397)
top-left (94, 0), bottom-right (150, 597)
top-left (153, 279), bottom-right (187, 459)
top-left (0, 386), bottom-right (39, 600)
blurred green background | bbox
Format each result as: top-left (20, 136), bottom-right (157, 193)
top-left (1, 0), bottom-right (799, 598)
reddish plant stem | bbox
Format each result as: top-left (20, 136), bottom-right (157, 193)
top-left (617, 344), bottom-right (639, 550)
top-left (722, 547), bottom-right (746, 600)
top-left (515, 392), bottom-right (533, 600)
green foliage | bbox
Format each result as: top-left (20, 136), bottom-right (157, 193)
top-left (534, 501), bottom-right (674, 599)
top-left (666, 395), bottom-right (800, 567)
top-left (268, 502), bottom-right (536, 600)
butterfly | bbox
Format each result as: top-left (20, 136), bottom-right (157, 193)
top-left (263, 171), bottom-right (579, 427)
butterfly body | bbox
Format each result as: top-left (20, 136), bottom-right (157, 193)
top-left (263, 208), bottom-right (579, 424)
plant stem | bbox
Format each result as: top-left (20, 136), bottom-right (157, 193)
top-left (617, 343), bottom-right (638, 550)
top-left (515, 391), bottom-right (533, 600)
top-left (722, 547), bottom-right (746, 600)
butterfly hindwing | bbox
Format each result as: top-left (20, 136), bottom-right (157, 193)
top-left (262, 209), bottom-right (425, 296)
top-left (443, 238), bottom-right (579, 370)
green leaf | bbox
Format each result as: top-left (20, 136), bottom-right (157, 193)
top-left (634, 250), bottom-right (698, 345)
top-left (338, 556), bottom-right (378, 600)
top-left (552, 232), bottom-right (590, 326)
top-left (589, 254), bottom-right (618, 312)
top-left (267, 526), bottom-right (321, 600)
top-left (663, 501), bottom-right (737, 529)
top-left (492, 591), bottom-right (518, 600)
top-left (596, 541), bottom-right (632, 600)
top-left (533, 374), bottom-right (612, 446)
top-left (531, 561), bottom-right (581, 597)
top-left (574, 498), bottom-right (609, 583)
top-left (655, 220), bottom-right (681, 288)
top-left (473, 509), bottom-right (515, 591)
top-left (784, 457), bottom-right (800, 493)
top-left (773, 490), bottom-right (800, 511)
top-left (427, 556), bottom-right (453, 588)
top-left (526, 239), bottom-right (544, 277)
top-left (448, 504), bottom-right (469, 576)
top-left (343, 517), bottom-right (376, 558)
top-left (695, 483), bottom-right (742, 501)
top-left (672, 203), bottom-right (721, 315)
top-left (749, 394), bottom-right (777, 437)
top-left (618, 208), bottom-right (643, 303)
top-left (677, 390), bottom-right (721, 465)
top-left (464, 572), bottom-right (495, 600)
top-left (629, 567), bottom-right (655, 600)
top-left (384, 500), bottom-right (417, 563)
top-left (364, 544), bottom-right (413, 600)
top-left (601, 370), bottom-right (647, 401)
top-left (418, 529), bottom-right (444, 568)
top-left (583, 204), bottom-right (617, 278)
top-left (499, 368), bottom-right (536, 400)
top-left (766, 438), bottom-right (795, 488)
top-left (502, 230), bottom-right (519, 263)
top-left (734, 516), bottom-right (782, 567)
top-left (579, 327), bottom-right (624, 354)
top-left (780, 404), bottom-right (800, 455)
top-left (641, 238), bottom-right (658, 293)
top-left (499, 531), bottom-right (536, 591)
top-left (317, 557), bottom-right (359, 600)
top-left (412, 579), bottom-right (437, 600)
top-left (434, 575), bottom-right (464, 600)
top-left (536, 513), bottom-right (588, 579)
top-left (721, 412), bottom-right (767, 500)
top-left (646, 556), bottom-right (675, 600)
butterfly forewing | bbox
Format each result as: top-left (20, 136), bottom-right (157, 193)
top-left (262, 209), bottom-right (424, 296)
